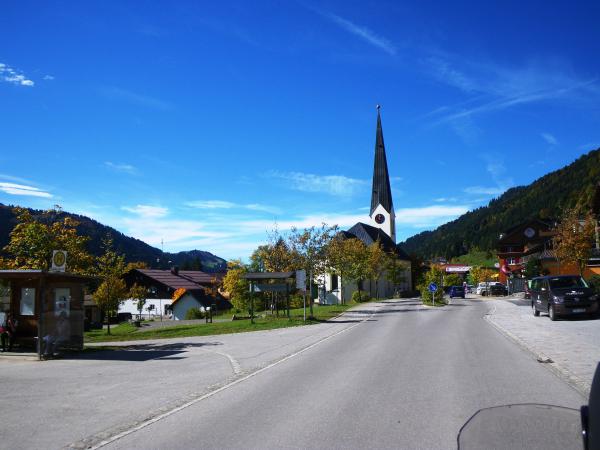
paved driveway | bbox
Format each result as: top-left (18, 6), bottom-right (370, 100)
top-left (486, 295), bottom-right (600, 396)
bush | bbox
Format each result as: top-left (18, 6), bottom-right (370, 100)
top-left (184, 307), bottom-right (205, 320)
top-left (352, 291), bottom-right (371, 303)
top-left (289, 293), bottom-right (305, 309)
top-left (418, 266), bottom-right (446, 305)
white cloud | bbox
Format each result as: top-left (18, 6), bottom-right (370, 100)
top-left (267, 171), bottom-right (367, 197)
top-left (186, 200), bottom-right (236, 209)
top-left (396, 205), bottom-right (470, 227)
top-left (101, 86), bottom-right (172, 110)
top-left (122, 204), bottom-right (168, 218)
top-left (541, 132), bottom-right (558, 146)
top-left (319, 11), bottom-right (396, 56)
top-left (235, 205), bottom-right (470, 235)
top-left (244, 203), bottom-right (281, 214)
top-left (434, 197), bottom-right (458, 202)
top-left (43, 75), bottom-right (55, 80)
top-left (463, 186), bottom-right (505, 195)
top-left (463, 156), bottom-right (513, 197)
top-left (0, 182), bottom-right (52, 198)
top-left (423, 53), bottom-right (600, 124)
top-left (104, 161), bottom-right (138, 174)
top-left (0, 63), bottom-right (34, 87)
top-left (100, 200), bottom-right (473, 261)
top-left (186, 200), bottom-right (281, 215)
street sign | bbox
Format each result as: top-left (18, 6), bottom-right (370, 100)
top-left (296, 270), bottom-right (306, 291)
top-left (428, 282), bottom-right (437, 293)
top-left (51, 250), bottom-right (67, 272)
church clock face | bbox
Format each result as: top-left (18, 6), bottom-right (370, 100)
top-left (375, 213), bottom-right (385, 224)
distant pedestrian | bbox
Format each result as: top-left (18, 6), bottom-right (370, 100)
top-left (42, 312), bottom-right (69, 358)
top-left (1, 312), bottom-right (17, 352)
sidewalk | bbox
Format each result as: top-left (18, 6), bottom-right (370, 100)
top-left (486, 295), bottom-right (600, 396)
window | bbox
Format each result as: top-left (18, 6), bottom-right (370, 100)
top-left (548, 276), bottom-right (588, 289)
top-left (20, 287), bottom-right (35, 316)
top-left (331, 275), bottom-right (338, 290)
top-left (54, 288), bottom-right (71, 317)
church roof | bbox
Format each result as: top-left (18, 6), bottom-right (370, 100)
top-left (370, 108), bottom-right (393, 215)
top-left (343, 222), bottom-right (409, 260)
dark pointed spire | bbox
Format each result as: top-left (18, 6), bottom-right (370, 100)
top-left (370, 105), bottom-right (393, 215)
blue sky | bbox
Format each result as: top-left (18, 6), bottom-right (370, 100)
top-left (1, 1), bottom-right (600, 260)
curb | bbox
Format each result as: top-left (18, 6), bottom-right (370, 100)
top-left (483, 302), bottom-right (591, 399)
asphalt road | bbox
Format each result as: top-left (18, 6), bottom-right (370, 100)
top-left (101, 298), bottom-right (586, 450)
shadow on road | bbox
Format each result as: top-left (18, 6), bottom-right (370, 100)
top-left (73, 349), bottom-right (186, 361)
top-left (75, 341), bottom-right (224, 361)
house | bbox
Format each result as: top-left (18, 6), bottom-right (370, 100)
top-left (496, 219), bottom-right (555, 283)
top-left (322, 107), bottom-right (412, 304)
top-left (496, 214), bottom-right (600, 283)
top-left (122, 267), bottom-right (231, 320)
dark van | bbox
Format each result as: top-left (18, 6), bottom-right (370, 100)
top-left (531, 275), bottom-right (599, 321)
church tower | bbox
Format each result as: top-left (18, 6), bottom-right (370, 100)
top-left (369, 105), bottom-right (396, 242)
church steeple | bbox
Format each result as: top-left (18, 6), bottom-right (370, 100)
top-left (369, 105), bottom-right (396, 242)
top-left (370, 105), bottom-right (393, 215)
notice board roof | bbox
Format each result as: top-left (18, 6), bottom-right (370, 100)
top-left (0, 270), bottom-right (97, 282)
top-left (243, 272), bottom-right (296, 280)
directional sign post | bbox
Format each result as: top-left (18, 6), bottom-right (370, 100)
top-left (428, 282), bottom-right (438, 306)
top-left (296, 270), bottom-right (307, 321)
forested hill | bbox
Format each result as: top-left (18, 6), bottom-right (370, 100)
top-left (0, 204), bottom-right (227, 272)
top-left (401, 148), bottom-right (600, 259)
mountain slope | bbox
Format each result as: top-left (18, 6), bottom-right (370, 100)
top-left (401, 148), bottom-right (600, 259)
top-left (0, 204), bottom-right (227, 272)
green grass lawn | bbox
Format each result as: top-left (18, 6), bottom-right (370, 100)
top-left (84, 303), bottom-right (357, 343)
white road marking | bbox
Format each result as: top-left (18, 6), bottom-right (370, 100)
top-left (210, 350), bottom-right (242, 375)
top-left (87, 310), bottom-right (376, 450)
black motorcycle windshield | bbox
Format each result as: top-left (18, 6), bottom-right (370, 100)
top-left (458, 404), bottom-right (581, 450)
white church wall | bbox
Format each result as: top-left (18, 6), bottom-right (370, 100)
top-left (318, 266), bottom-right (413, 303)
top-left (369, 204), bottom-right (396, 243)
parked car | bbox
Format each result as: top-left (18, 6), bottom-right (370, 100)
top-left (449, 286), bottom-right (465, 298)
top-left (476, 282), bottom-right (488, 295)
top-left (530, 275), bottom-right (599, 321)
top-left (476, 282), bottom-right (507, 296)
top-left (488, 283), bottom-right (508, 296)
top-left (466, 284), bottom-right (474, 294)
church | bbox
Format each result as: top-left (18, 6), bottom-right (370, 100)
top-left (320, 107), bottom-right (412, 304)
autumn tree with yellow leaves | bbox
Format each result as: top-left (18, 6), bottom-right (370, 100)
top-left (553, 208), bottom-right (596, 276)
